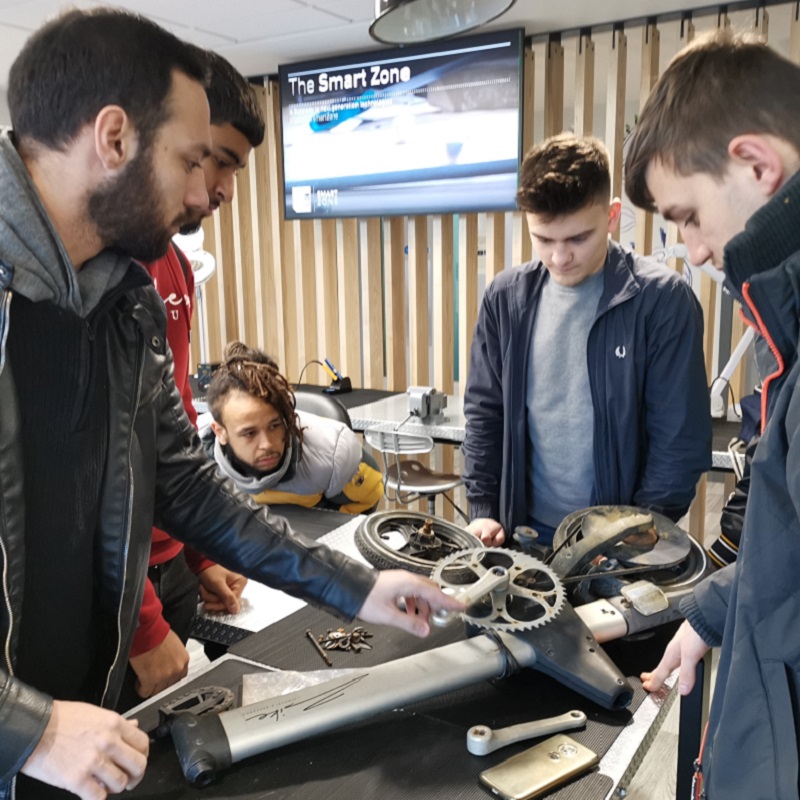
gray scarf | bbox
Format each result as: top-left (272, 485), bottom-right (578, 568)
top-left (213, 435), bottom-right (295, 496)
top-left (0, 128), bottom-right (131, 317)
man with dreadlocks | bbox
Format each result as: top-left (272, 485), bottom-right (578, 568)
top-left (203, 343), bottom-right (384, 513)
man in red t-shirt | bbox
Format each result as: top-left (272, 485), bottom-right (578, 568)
top-left (118, 51), bottom-right (265, 707)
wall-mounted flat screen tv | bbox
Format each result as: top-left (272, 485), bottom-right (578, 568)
top-left (278, 28), bottom-right (524, 220)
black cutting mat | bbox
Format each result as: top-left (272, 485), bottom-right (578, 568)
top-left (128, 660), bottom-right (613, 800)
top-left (230, 603), bottom-right (465, 669)
top-left (132, 611), bottom-right (675, 799)
top-left (228, 603), bottom-right (665, 769)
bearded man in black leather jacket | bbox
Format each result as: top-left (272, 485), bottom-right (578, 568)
top-left (0, 10), bottom-right (459, 800)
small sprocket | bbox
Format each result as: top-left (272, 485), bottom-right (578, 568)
top-left (431, 547), bottom-right (566, 633)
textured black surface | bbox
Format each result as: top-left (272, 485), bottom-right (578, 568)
top-left (293, 383), bottom-right (398, 409)
top-left (128, 660), bottom-right (614, 800)
top-left (131, 613), bottom-right (676, 800)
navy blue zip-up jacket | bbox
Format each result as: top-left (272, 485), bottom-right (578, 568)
top-left (679, 169), bottom-right (800, 799)
top-left (462, 240), bottom-right (712, 534)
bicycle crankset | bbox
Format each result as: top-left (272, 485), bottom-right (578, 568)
top-left (431, 547), bottom-right (566, 633)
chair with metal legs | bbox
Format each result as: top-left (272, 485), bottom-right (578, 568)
top-left (364, 427), bottom-right (468, 521)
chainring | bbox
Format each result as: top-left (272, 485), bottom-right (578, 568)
top-left (431, 547), bottom-right (566, 633)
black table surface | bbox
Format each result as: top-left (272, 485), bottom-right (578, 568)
top-left (292, 383), bottom-right (398, 409)
top-left (135, 505), bottom-right (678, 799)
top-left (131, 623), bottom-right (676, 800)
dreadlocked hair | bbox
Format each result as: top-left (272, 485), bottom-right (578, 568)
top-left (207, 341), bottom-right (304, 458)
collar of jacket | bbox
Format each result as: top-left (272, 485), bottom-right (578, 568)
top-left (724, 169), bottom-right (800, 364)
top-left (214, 434), bottom-right (298, 495)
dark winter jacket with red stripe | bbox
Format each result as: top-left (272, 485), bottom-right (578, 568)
top-left (680, 169), bottom-right (800, 799)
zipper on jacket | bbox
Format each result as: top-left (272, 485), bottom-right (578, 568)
top-left (741, 282), bottom-right (786, 433)
top-left (0, 291), bottom-right (13, 675)
top-left (100, 327), bottom-right (144, 706)
top-left (0, 290), bottom-right (11, 376)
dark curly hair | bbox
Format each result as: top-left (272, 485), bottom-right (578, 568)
top-left (517, 134), bottom-right (611, 219)
top-left (207, 342), bottom-right (304, 456)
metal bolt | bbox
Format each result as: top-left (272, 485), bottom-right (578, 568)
top-left (306, 629), bottom-right (332, 667)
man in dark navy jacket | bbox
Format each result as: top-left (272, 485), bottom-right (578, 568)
top-left (462, 134), bottom-right (712, 546)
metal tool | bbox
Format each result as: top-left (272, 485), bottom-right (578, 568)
top-left (306, 629), bottom-right (332, 667)
top-left (431, 548), bottom-right (566, 632)
top-left (407, 385), bottom-right (447, 421)
top-left (318, 626), bottom-right (373, 652)
top-left (149, 685), bottom-right (235, 741)
top-left (466, 710), bottom-right (587, 756)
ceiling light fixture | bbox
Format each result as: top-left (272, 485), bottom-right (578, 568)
top-left (369, 0), bottom-right (517, 44)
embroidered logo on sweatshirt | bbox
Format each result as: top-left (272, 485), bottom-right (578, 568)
top-left (615, 345), bottom-right (626, 359)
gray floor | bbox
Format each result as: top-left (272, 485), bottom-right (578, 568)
top-left (186, 479), bottom-right (728, 799)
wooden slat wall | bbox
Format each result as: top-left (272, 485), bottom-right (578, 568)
top-left (186, 6), bottom-right (790, 520)
top-left (190, 12), bottom-right (780, 389)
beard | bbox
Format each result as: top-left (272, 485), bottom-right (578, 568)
top-left (88, 144), bottom-right (196, 262)
top-left (178, 216), bottom-right (203, 236)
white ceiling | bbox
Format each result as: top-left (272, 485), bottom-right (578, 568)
top-left (0, 0), bottom-right (723, 92)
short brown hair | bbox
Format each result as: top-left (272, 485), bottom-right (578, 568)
top-left (207, 342), bottom-right (304, 456)
top-left (517, 134), bottom-right (611, 217)
top-left (625, 29), bottom-right (800, 210)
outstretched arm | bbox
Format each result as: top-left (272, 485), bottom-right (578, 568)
top-left (357, 570), bottom-right (464, 637)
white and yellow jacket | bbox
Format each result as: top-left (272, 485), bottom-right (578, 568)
top-left (201, 410), bottom-right (383, 514)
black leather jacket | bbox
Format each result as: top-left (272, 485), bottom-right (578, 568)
top-left (0, 267), bottom-right (376, 795)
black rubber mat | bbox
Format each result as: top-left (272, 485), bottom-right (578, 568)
top-left (129, 662), bottom-right (613, 800)
top-left (130, 609), bottom-right (675, 799)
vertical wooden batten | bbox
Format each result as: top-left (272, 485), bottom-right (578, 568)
top-left (791, 1), bottom-right (800, 63)
top-left (574, 31), bottom-right (595, 136)
top-left (485, 213), bottom-right (506, 283)
top-left (231, 159), bottom-right (259, 348)
top-left (407, 216), bottom-right (430, 385)
top-left (384, 217), bottom-right (408, 391)
top-left (544, 34), bottom-right (565, 137)
top-left (360, 218), bottom-right (384, 389)
top-left (458, 214), bottom-right (479, 389)
top-left (513, 46), bottom-right (536, 267)
top-left (605, 26), bottom-right (627, 242)
top-left (262, 80), bottom-right (287, 367)
top-left (316, 218), bottom-right (340, 377)
top-left (279, 218), bottom-right (300, 381)
top-left (336, 218), bottom-right (361, 386)
top-left (295, 219), bottom-right (319, 381)
top-left (432, 214), bottom-right (456, 519)
top-left (635, 21), bottom-right (660, 257)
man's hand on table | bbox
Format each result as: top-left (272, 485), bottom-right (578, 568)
top-left (466, 517), bottom-right (506, 546)
top-left (358, 570), bottom-right (464, 636)
top-left (198, 564), bottom-right (248, 614)
top-left (21, 700), bottom-right (149, 799)
top-left (641, 619), bottom-right (710, 695)
top-left (129, 629), bottom-right (189, 699)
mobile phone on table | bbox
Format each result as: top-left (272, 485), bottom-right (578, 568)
top-left (478, 733), bottom-right (599, 800)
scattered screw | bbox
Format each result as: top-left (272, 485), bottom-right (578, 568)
top-left (306, 629), bottom-right (332, 667)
